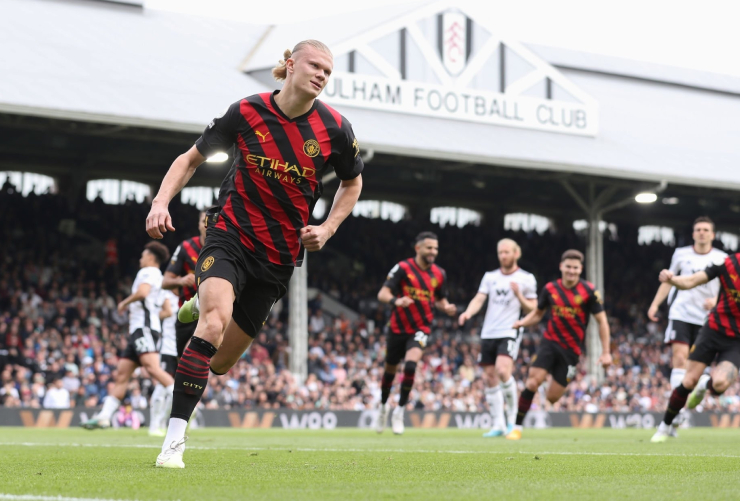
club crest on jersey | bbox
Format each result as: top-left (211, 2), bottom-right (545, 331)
top-left (573, 295), bottom-right (583, 305)
top-left (731, 274), bottom-right (738, 282)
top-left (255, 130), bottom-right (270, 143)
top-left (201, 256), bottom-right (215, 272)
top-left (551, 293), bottom-right (559, 301)
top-left (303, 139), bottom-right (321, 158)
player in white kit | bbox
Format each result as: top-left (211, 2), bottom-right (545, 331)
top-left (647, 217), bottom-right (726, 435)
top-left (149, 288), bottom-right (178, 436)
top-left (82, 242), bottom-right (176, 430)
top-left (459, 239), bottom-right (537, 437)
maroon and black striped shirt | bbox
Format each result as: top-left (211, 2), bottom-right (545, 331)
top-left (194, 91), bottom-right (363, 267)
top-left (384, 258), bottom-right (448, 335)
top-left (705, 253), bottom-right (740, 337)
top-left (166, 236), bottom-right (202, 306)
top-left (537, 279), bottom-right (604, 356)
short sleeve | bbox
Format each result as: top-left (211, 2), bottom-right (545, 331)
top-left (524, 275), bottom-right (538, 299)
top-left (668, 250), bottom-right (681, 274)
top-left (537, 286), bottom-right (551, 311)
top-left (705, 258), bottom-right (727, 281)
top-left (194, 101), bottom-right (241, 158)
top-left (329, 120), bottom-right (364, 181)
top-left (166, 245), bottom-right (185, 276)
top-left (477, 274), bottom-right (491, 295)
top-left (136, 269), bottom-right (160, 290)
top-left (436, 269), bottom-right (448, 300)
top-left (588, 289), bottom-right (605, 315)
top-left (383, 263), bottom-right (404, 294)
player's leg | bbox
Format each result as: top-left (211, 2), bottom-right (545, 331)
top-left (665, 321), bottom-right (690, 389)
top-left (392, 337), bottom-right (424, 435)
top-left (506, 366), bottom-right (548, 440)
top-left (688, 337), bottom-right (740, 409)
top-left (138, 352), bottom-right (175, 436)
top-left (482, 363), bottom-right (505, 437)
top-left (652, 359), bottom-right (706, 442)
top-left (377, 360), bottom-right (397, 434)
top-left (209, 319), bottom-right (254, 374)
top-left (175, 319), bottom-right (197, 360)
top-left (497, 337), bottom-right (519, 432)
top-left (83, 358), bottom-right (137, 429)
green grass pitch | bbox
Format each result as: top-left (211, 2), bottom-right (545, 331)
top-left (0, 427), bottom-right (738, 500)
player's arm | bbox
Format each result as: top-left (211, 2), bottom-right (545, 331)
top-left (510, 282), bottom-right (537, 314)
top-left (302, 175), bottom-right (362, 252)
top-left (162, 271), bottom-right (195, 290)
top-left (378, 285), bottom-right (412, 308)
top-left (434, 298), bottom-right (457, 317)
top-left (458, 292), bottom-right (487, 325)
top-left (659, 269), bottom-right (710, 290)
top-left (593, 311), bottom-right (612, 368)
top-left (117, 283), bottom-right (151, 313)
top-left (159, 298), bottom-right (172, 321)
top-left (648, 250), bottom-right (682, 321)
top-left (147, 146), bottom-right (206, 238)
top-left (512, 308), bottom-right (546, 329)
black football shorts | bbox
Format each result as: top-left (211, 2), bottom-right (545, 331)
top-left (530, 340), bottom-right (579, 387)
top-left (689, 325), bottom-right (740, 368)
top-left (664, 319), bottom-right (703, 347)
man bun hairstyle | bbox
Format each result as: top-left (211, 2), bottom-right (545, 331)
top-left (272, 40), bottom-right (333, 82)
top-left (145, 241), bottom-right (170, 265)
top-left (560, 249), bottom-right (584, 263)
top-left (415, 231), bottom-right (438, 244)
top-left (693, 216), bottom-right (715, 232)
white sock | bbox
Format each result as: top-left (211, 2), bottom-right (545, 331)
top-left (485, 386), bottom-right (505, 430)
top-left (149, 384), bottom-right (166, 431)
top-left (670, 368), bottom-right (686, 389)
top-left (162, 418), bottom-right (188, 452)
top-left (501, 376), bottom-right (518, 427)
top-left (163, 384), bottom-right (174, 428)
top-left (97, 395), bottom-right (120, 421)
top-left (194, 295), bottom-right (200, 313)
top-left (695, 374), bottom-right (709, 392)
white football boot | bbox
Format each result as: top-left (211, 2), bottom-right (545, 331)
top-left (376, 403), bottom-right (390, 434)
top-left (156, 437), bottom-right (188, 469)
top-left (391, 406), bottom-right (405, 435)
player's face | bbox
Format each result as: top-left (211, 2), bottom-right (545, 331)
top-left (693, 222), bottom-right (714, 245)
top-left (559, 259), bottom-right (583, 283)
top-left (416, 238), bottom-right (439, 265)
top-left (139, 250), bottom-right (153, 269)
top-left (289, 46), bottom-right (333, 99)
top-left (497, 243), bottom-right (519, 269)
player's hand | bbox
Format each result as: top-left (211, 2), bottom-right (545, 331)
top-left (598, 352), bottom-right (612, 368)
top-left (300, 225), bottom-right (332, 252)
top-left (510, 282), bottom-right (520, 295)
top-left (512, 320), bottom-right (525, 329)
top-left (180, 274), bottom-right (196, 288)
top-left (444, 304), bottom-right (457, 316)
top-left (394, 297), bottom-right (414, 308)
top-left (704, 297), bottom-right (717, 311)
top-left (647, 304), bottom-right (660, 322)
top-left (458, 312), bottom-right (470, 326)
top-left (117, 301), bottom-right (127, 314)
top-left (146, 201), bottom-right (175, 239)
top-left (658, 269), bottom-right (674, 283)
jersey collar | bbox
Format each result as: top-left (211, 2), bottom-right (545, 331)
top-left (270, 90), bottom-right (318, 123)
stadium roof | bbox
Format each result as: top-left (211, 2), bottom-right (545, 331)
top-left (2, 0), bottom-right (740, 231)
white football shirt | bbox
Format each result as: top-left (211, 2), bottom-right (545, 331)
top-left (478, 268), bottom-right (537, 339)
top-left (667, 246), bottom-right (727, 325)
top-left (159, 289), bottom-right (179, 357)
top-left (128, 266), bottom-right (163, 334)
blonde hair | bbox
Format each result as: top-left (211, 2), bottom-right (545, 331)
top-left (497, 238), bottom-right (522, 258)
top-left (272, 40), bottom-right (333, 82)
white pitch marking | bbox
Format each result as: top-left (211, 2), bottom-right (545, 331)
top-left (0, 442), bottom-right (738, 458)
top-left (0, 494), bottom-right (166, 501)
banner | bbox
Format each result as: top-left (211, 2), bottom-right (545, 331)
top-left (2, 408), bottom-right (739, 429)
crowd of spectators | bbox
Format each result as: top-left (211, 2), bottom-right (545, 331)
top-left (2, 186), bottom-right (739, 416)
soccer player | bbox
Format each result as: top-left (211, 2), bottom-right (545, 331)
top-left (375, 231), bottom-right (457, 435)
top-left (146, 40), bottom-right (363, 468)
top-left (149, 288), bottom-right (178, 437)
top-left (505, 249), bottom-right (612, 440)
top-left (458, 239), bottom-right (537, 437)
top-left (162, 211), bottom-right (206, 358)
top-left (82, 242), bottom-right (175, 430)
top-left (647, 217), bottom-right (726, 435)
top-left (651, 252), bottom-right (740, 442)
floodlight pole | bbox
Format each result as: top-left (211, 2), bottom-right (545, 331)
top-left (561, 180), bottom-right (666, 384)
top-left (289, 250), bottom-right (308, 385)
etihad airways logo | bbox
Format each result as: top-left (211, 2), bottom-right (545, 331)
top-left (246, 154), bottom-right (316, 185)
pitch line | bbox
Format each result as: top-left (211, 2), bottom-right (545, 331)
top-left (0, 494), bottom-right (164, 501)
top-left (0, 442), bottom-right (738, 458)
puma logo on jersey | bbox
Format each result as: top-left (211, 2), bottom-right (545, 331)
top-left (255, 130), bottom-right (270, 143)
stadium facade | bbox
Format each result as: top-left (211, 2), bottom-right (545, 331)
top-left (2, 0), bottom-right (740, 378)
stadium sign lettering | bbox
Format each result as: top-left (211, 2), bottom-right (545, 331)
top-left (323, 72), bottom-right (597, 136)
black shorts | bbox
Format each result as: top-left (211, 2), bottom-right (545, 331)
top-left (175, 318), bottom-right (197, 358)
top-left (664, 319), bottom-right (703, 346)
top-left (121, 328), bottom-right (160, 362)
top-left (480, 337), bottom-right (521, 365)
top-left (160, 354), bottom-right (178, 378)
top-left (385, 332), bottom-right (428, 365)
top-left (689, 325), bottom-right (740, 368)
top-left (196, 214), bottom-right (293, 338)
top-left (530, 340), bottom-right (579, 387)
